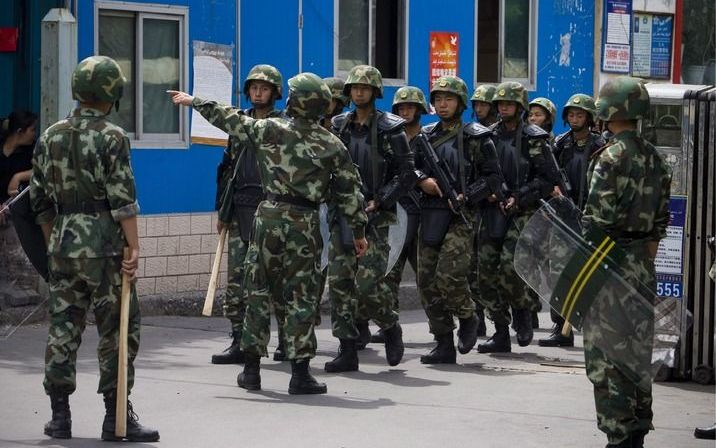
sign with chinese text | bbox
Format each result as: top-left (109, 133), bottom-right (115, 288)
top-left (602, 0), bottom-right (632, 73)
top-left (655, 195), bottom-right (687, 299)
top-left (429, 32), bottom-right (458, 87)
top-left (632, 13), bottom-right (672, 79)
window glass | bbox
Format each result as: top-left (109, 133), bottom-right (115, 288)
top-left (338, 0), bottom-right (369, 72)
top-left (143, 18), bottom-right (180, 134)
top-left (503, 0), bottom-right (529, 79)
top-left (476, 0), bottom-right (499, 82)
top-left (98, 13), bottom-right (136, 132)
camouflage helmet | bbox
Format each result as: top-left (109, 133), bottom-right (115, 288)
top-left (286, 72), bottom-right (331, 120)
top-left (470, 84), bottom-right (497, 104)
top-left (430, 76), bottom-right (469, 110)
top-left (596, 76), bottom-right (650, 121)
top-left (492, 81), bottom-right (528, 110)
top-left (71, 55), bottom-right (126, 104)
top-left (528, 97), bottom-right (557, 122)
top-left (562, 93), bottom-right (597, 123)
top-left (392, 86), bottom-right (429, 114)
top-left (322, 77), bottom-right (349, 105)
top-left (343, 65), bottom-right (384, 99)
top-left (243, 64), bottom-right (283, 100)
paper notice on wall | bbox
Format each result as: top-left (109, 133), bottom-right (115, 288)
top-left (190, 40), bottom-right (234, 146)
top-left (601, 0), bottom-right (632, 73)
top-left (429, 32), bottom-right (459, 88)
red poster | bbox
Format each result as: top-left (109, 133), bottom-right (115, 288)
top-left (0, 28), bottom-right (18, 52)
top-left (429, 32), bottom-right (459, 87)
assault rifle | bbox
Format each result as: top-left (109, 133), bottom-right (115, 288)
top-left (413, 133), bottom-right (470, 226)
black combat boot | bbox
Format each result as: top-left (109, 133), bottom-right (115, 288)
top-left (356, 320), bottom-right (371, 350)
top-left (538, 324), bottom-right (574, 347)
top-left (631, 430), bottom-right (648, 447)
top-left (420, 332), bottom-right (456, 364)
top-left (694, 424), bottom-right (716, 440)
top-left (476, 308), bottom-right (487, 337)
top-left (370, 328), bottom-right (386, 343)
top-left (101, 393), bottom-right (160, 442)
top-left (383, 323), bottom-right (404, 366)
top-left (476, 324), bottom-right (511, 353)
top-left (288, 359), bottom-right (327, 395)
top-left (273, 338), bottom-right (287, 362)
top-left (457, 314), bottom-right (479, 354)
top-left (211, 331), bottom-right (245, 364)
top-left (44, 393), bottom-right (71, 439)
top-left (237, 354), bottom-right (261, 390)
top-left (605, 436), bottom-right (632, 447)
top-left (324, 339), bottom-right (359, 372)
top-left (532, 311), bottom-right (540, 329)
top-left (512, 308), bottom-right (534, 347)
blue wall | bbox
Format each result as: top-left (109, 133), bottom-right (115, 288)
top-left (74, 0), bottom-right (595, 215)
top-left (78, 0), bottom-right (237, 215)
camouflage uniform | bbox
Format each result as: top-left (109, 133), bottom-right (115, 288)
top-left (477, 82), bottom-right (559, 352)
top-left (381, 86), bottom-right (428, 316)
top-left (32, 56), bottom-right (158, 442)
top-left (327, 65), bottom-right (417, 350)
top-left (528, 97), bottom-right (557, 138)
top-left (582, 77), bottom-right (671, 447)
top-left (540, 94), bottom-right (606, 345)
top-left (417, 76), bottom-right (503, 363)
top-left (191, 73), bottom-right (367, 365)
top-left (213, 65), bottom-right (286, 364)
top-left (321, 77), bottom-right (349, 129)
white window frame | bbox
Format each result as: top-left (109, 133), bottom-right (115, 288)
top-left (333, 0), bottom-right (409, 86)
top-left (474, 0), bottom-right (538, 90)
top-left (94, 1), bottom-right (189, 149)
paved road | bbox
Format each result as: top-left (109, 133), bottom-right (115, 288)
top-left (0, 310), bottom-right (713, 447)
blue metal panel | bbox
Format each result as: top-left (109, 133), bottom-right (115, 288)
top-left (77, 0), bottom-right (237, 214)
top-left (533, 1), bottom-right (596, 134)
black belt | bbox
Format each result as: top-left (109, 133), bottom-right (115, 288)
top-left (57, 200), bottom-right (111, 215)
top-left (265, 193), bottom-right (318, 209)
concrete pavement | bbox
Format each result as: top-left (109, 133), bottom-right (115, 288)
top-left (0, 310), bottom-right (713, 448)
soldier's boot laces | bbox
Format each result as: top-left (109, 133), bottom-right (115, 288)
top-left (273, 338), bottom-right (287, 362)
top-left (512, 308), bottom-right (534, 347)
top-left (211, 331), bottom-right (246, 364)
top-left (101, 393), bottom-right (160, 442)
top-left (538, 324), bottom-right (574, 347)
top-left (420, 332), bottom-right (456, 364)
top-left (370, 328), bottom-right (386, 343)
top-left (356, 321), bottom-right (371, 350)
top-left (477, 324), bottom-right (511, 353)
top-left (44, 393), bottom-right (71, 439)
top-left (457, 314), bottom-right (479, 354)
top-left (324, 339), bottom-right (359, 373)
top-left (237, 354), bottom-right (262, 390)
top-left (288, 359), bottom-right (327, 395)
top-left (476, 308), bottom-right (487, 337)
top-left (383, 323), bottom-right (405, 366)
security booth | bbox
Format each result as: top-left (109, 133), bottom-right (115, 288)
top-left (642, 82), bottom-right (716, 384)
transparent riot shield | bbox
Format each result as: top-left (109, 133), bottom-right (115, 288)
top-left (514, 197), bottom-right (685, 390)
top-left (385, 203), bottom-right (408, 276)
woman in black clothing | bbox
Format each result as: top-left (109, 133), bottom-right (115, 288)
top-left (1, 110), bottom-right (38, 213)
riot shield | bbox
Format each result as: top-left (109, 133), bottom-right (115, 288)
top-left (514, 197), bottom-right (684, 390)
top-left (385, 203), bottom-right (408, 276)
top-left (3, 188), bottom-right (49, 280)
top-left (319, 203), bottom-right (330, 270)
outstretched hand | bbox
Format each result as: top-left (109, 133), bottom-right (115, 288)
top-left (167, 90), bottom-right (194, 106)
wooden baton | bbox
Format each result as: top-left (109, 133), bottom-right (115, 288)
top-left (116, 247), bottom-right (131, 437)
top-left (561, 321), bottom-right (573, 337)
top-left (202, 227), bottom-right (228, 317)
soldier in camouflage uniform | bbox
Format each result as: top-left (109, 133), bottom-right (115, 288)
top-left (321, 77), bottom-right (349, 129)
top-left (476, 82), bottom-right (560, 353)
top-left (582, 76), bottom-right (671, 448)
top-left (324, 65), bottom-right (418, 372)
top-left (470, 84), bottom-right (498, 127)
top-left (212, 64), bottom-right (288, 365)
top-left (528, 97), bottom-right (557, 139)
top-left (417, 76), bottom-right (503, 364)
top-left (32, 56), bottom-right (159, 442)
top-left (369, 86), bottom-right (428, 345)
top-left (170, 73), bottom-right (368, 394)
top-left (539, 93), bottom-right (606, 348)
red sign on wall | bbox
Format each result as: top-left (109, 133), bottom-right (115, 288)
top-left (429, 32), bottom-right (459, 87)
top-left (0, 28), bottom-right (18, 52)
